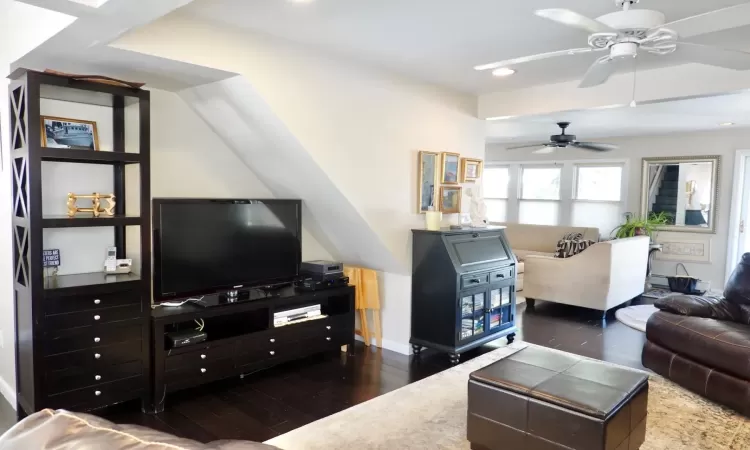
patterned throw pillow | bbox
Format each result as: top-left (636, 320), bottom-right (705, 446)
top-left (554, 232), bottom-right (596, 258)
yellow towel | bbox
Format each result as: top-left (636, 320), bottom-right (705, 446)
top-left (343, 266), bottom-right (381, 310)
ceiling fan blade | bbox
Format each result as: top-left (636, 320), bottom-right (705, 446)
top-left (570, 142), bottom-right (618, 152)
top-left (578, 56), bottom-right (619, 88)
top-left (652, 3), bottom-right (750, 39)
top-left (533, 147), bottom-right (556, 155)
top-left (506, 143), bottom-right (552, 150)
top-left (535, 9), bottom-right (616, 34)
top-left (671, 42), bottom-right (750, 70)
top-left (474, 48), bottom-right (596, 71)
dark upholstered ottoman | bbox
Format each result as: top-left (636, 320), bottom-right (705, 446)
top-left (468, 346), bottom-right (648, 450)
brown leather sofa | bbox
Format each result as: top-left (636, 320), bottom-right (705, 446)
top-left (0, 409), bottom-right (276, 450)
top-left (642, 254), bottom-right (750, 416)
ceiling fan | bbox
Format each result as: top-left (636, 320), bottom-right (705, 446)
top-left (476, 0), bottom-right (750, 88)
top-left (507, 122), bottom-right (617, 154)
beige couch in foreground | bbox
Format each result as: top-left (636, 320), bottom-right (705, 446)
top-left (496, 223), bottom-right (600, 291)
top-left (523, 236), bottom-right (650, 313)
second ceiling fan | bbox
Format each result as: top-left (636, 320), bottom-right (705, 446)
top-left (476, 0), bottom-right (750, 88)
top-left (507, 122), bottom-right (617, 154)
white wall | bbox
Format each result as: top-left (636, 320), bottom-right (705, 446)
top-left (0, 0), bottom-right (76, 407)
top-left (114, 13), bottom-right (486, 354)
top-left (487, 128), bottom-right (748, 290)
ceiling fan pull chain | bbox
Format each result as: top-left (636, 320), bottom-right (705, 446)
top-left (630, 56), bottom-right (638, 108)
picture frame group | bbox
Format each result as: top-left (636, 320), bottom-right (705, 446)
top-left (417, 150), bottom-right (484, 214)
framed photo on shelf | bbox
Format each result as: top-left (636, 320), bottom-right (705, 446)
top-left (461, 158), bottom-right (483, 182)
top-left (40, 116), bottom-right (99, 150)
top-left (417, 151), bottom-right (441, 213)
top-left (441, 152), bottom-right (460, 184)
top-left (440, 186), bottom-right (462, 214)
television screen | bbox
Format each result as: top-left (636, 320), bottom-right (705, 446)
top-left (153, 199), bottom-right (301, 300)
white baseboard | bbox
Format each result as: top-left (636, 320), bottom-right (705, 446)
top-left (354, 335), bottom-right (411, 355)
top-left (0, 377), bottom-right (15, 410)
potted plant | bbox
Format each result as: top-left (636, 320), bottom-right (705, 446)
top-left (611, 212), bottom-right (671, 239)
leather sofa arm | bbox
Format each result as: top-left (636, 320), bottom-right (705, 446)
top-left (654, 294), bottom-right (745, 323)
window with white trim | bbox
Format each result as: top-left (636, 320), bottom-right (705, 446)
top-left (572, 164), bottom-right (624, 235)
top-left (519, 166), bottom-right (561, 225)
top-left (483, 167), bottom-right (509, 223)
top-left (483, 160), bottom-right (627, 236)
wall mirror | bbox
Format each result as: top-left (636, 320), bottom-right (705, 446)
top-left (417, 151), bottom-right (440, 213)
top-left (641, 156), bottom-right (720, 234)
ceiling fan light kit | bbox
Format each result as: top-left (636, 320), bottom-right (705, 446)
top-left (476, 0), bottom-right (750, 88)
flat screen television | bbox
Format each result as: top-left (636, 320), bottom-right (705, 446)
top-left (153, 199), bottom-right (302, 300)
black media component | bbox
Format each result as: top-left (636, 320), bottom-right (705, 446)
top-left (152, 199), bottom-right (302, 301)
top-left (411, 227), bottom-right (517, 363)
top-left (166, 330), bottom-right (207, 348)
top-left (300, 260), bottom-right (344, 275)
top-left (297, 275), bottom-right (350, 291)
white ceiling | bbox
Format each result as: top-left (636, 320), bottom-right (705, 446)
top-left (180, 0), bottom-right (750, 93)
top-left (486, 91), bottom-right (750, 144)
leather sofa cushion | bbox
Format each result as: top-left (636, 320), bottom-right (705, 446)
top-left (0, 409), bottom-right (277, 450)
top-left (654, 294), bottom-right (746, 324)
top-left (646, 312), bottom-right (750, 381)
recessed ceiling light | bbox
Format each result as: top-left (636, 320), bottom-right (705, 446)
top-left (720, 122), bottom-right (735, 126)
top-left (492, 68), bottom-right (516, 77)
top-left (486, 115), bottom-right (516, 121)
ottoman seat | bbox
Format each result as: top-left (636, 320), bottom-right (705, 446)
top-left (468, 346), bottom-right (649, 450)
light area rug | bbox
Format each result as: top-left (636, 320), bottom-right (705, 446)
top-left (265, 342), bottom-right (750, 450)
top-left (615, 304), bottom-right (660, 332)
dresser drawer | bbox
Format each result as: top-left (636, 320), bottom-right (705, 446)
top-left (461, 273), bottom-right (489, 289)
top-left (236, 331), bottom-right (350, 367)
top-left (165, 342), bottom-right (236, 371)
top-left (46, 340), bottom-right (142, 372)
top-left (43, 321), bottom-right (142, 355)
top-left (246, 314), bottom-right (354, 350)
top-left (44, 291), bottom-right (140, 315)
top-left (489, 267), bottom-right (514, 283)
top-left (45, 376), bottom-right (143, 410)
top-left (45, 305), bottom-right (142, 331)
top-left (47, 360), bottom-right (142, 395)
top-left (165, 358), bottom-right (235, 392)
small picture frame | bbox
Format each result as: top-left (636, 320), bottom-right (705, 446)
top-left (440, 186), bottom-right (462, 214)
top-left (461, 158), bottom-right (484, 183)
top-left (441, 152), bottom-right (461, 184)
top-left (41, 116), bottom-right (99, 150)
top-left (417, 151), bottom-right (440, 214)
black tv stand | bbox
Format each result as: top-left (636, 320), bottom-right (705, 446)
top-left (148, 285), bottom-right (355, 413)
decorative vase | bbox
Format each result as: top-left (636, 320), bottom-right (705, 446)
top-left (425, 209), bottom-right (442, 231)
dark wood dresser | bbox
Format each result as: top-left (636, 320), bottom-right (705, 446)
top-left (411, 227), bottom-right (517, 363)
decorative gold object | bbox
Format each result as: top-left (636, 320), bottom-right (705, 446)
top-left (460, 158), bottom-right (484, 183)
top-left (67, 193), bottom-right (116, 218)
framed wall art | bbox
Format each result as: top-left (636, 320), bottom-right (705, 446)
top-left (440, 186), bottom-right (462, 214)
top-left (41, 116), bottom-right (99, 150)
top-left (441, 152), bottom-right (460, 184)
top-left (461, 158), bottom-right (483, 182)
top-left (417, 151), bottom-right (441, 213)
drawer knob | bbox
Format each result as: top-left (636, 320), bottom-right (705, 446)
top-left (200, 368), bottom-right (207, 373)
top-left (201, 354), bottom-right (207, 359)
top-left (326, 337), bottom-right (331, 341)
top-left (94, 353), bottom-right (101, 359)
top-left (94, 315), bottom-right (101, 321)
top-left (269, 338), bottom-right (276, 343)
top-left (469, 278), bottom-right (480, 283)
top-left (94, 375), bottom-right (102, 381)
top-left (269, 351), bottom-right (275, 355)
top-left (326, 326), bottom-right (331, 330)
top-left (95, 391), bottom-right (101, 396)
top-left (94, 299), bottom-right (101, 305)
top-left (94, 337), bottom-right (101, 343)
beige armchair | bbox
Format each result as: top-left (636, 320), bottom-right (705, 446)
top-left (522, 236), bottom-right (650, 314)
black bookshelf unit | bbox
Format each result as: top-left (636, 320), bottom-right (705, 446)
top-left (148, 286), bottom-right (355, 413)
top-left (9, 69), bottom-right (151, 417)
top-left (410, 227), bottom-right (517, 364)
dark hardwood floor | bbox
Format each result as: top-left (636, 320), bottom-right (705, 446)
top-left (0, 299), bottom-right (649, 442)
